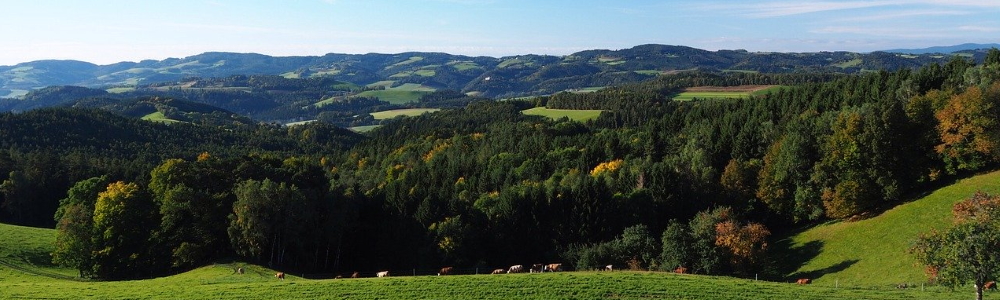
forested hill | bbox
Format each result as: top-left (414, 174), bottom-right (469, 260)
top-left (3, 44), bottom-right (994, 98)
top-left (0, 108), bottom-right (361, 227)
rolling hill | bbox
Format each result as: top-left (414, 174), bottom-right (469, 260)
top-left (2, 44), bottom-right (990, 99)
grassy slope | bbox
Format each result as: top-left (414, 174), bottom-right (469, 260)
top-left (786, 170), bottom-right (1000, 287)
top-left (522, 107), bottom-right (603, 122)
top-left (370, 108), bottom-right (441, 120)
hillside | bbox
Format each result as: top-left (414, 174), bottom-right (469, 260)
top-left (783, 170), bottom-right (1000, 287)
top-left (0, 222), bottom-right (968, 300)
top-left (1, 44), bottom-right (986, 99)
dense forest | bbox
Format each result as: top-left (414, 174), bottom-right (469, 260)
top-left (1, 49), bottom-right (998, 280)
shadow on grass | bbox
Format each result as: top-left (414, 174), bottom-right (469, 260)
top-left (787, 259), bottom-right (859, 282)
top-left (768, 239), bottom-right (823, 280)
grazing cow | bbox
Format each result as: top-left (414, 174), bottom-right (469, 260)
top-left (438, 267), bottom-right (454, 276)
top-left (796, 278), bottom-right (811, 285)
top-left (530, 264), bottom-right (545, 273)
top-left (544, 263), bottom-right (562, 272)
top-left (275, 272), bottom-right (285, 280)
top-left (508, 265), bottom-right (524, 274)
top-left (674, 266), bottom-right (688, 274)
top-left (335, 275), bottom-right (343, 279)
top-left (377, 271), bottom-right (389, 278)
top-left (235, 267), bottom-right (244, 275)
top-left (491, 268), bottom-right (505, 275)
top-left (605, 265), bottom-right (614, 271)
top-left (351, 271), bottom-right (360, 278)
top-left (986, 281), bottom-right (997, 290)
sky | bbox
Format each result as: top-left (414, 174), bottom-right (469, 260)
top-left (1, 0), bottom-right (998, 66)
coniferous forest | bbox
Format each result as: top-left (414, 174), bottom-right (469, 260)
top-left (1, 49), bottom-right (999, 280)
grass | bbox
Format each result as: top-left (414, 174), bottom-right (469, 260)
top-left (522, 107), bottom-right (603, 122)
top-left (370, 108), bottom-right (440, 120)
top-left (106, 87), bottom-right (136, 93)
top-left (448, 61), bottom-right (481, 71)
top-left (355, 90), bottom-right (429, 105)
top-left (784, 170), bottom-right (1000, 287)
top-left (672, 91), bottom-right (751, 101)
top-left (141, 112), bottom-right (183, 124)
top-left (349, 125), bottom-right (381, 133)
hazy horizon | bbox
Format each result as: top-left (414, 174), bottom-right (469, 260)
top-left (2, 0), bottom-right (998, 66)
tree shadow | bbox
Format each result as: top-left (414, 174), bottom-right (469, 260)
top-left (787, 259), bottom-right (859, 282)
top-left (768, 239), bottom-right (823, 280)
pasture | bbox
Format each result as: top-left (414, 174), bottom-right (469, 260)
top-left (356, 83), bottom-right (436, 104)
top-left (141, 111), bottom-right (183, 124)
top-left (370, 108), bottom-right (441, 120)
top-left (671, 85), bottom-right (782, 101)
top-left (522, 107), bottom-right (603, 122)
top-left (782, 169), bottom-right (1000, 287)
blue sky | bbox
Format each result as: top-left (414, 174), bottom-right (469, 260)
top-left (1, 0), bottom-right (998, 65)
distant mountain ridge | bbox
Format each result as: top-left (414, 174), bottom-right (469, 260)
top-left (881, 43), bottom-right (1000, 54)
top-left (0, 44), bottom-right (990, 99)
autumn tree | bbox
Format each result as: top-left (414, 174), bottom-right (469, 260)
top-left (91, 181), bottom-right (156, 279)
top-left (935, 84), bottom-right (1000, 174)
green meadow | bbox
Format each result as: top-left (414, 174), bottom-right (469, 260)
top-left (783, 170), bottom-right (1000, 288)
top-left (356, 83), bottom-right (436, 104)
top-left (370, 108), bottom-right (441, 120)
top-left (522, 107), bottom-right (603, 122)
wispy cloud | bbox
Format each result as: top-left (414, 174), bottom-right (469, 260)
top-left (958, 25), bottom-right (1000, 32)
top-left (835, 9), bottom-right (969, 22)
top-left (699, 0), bottom-right (1000, 18)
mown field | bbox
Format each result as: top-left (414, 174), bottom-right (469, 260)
top-left (370, 108), bottom-right (441, 120)
top-left (782, 169), bottom-right (1000, 288)
top-left (522, 107), bottom-right (603, 122)
top-left (355, 83), bottom-right (436, 104)
top-left (671, 85), bottom-right (784, 101)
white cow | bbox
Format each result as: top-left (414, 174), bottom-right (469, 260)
top-left (377, 271), bottom-right (389, 278)
top-left (507, 265), bottom-right (524, 274)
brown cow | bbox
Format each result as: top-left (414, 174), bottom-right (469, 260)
top-left (674, 266), bottom-right (688, 274)
top-left (796, 278), bottom-right (811, 285)
top-left (545, 263), bottom-right (562, 272)
top-left (275, 272), bottom-right (285, 280)
top-left (986, 281), bottom-right (997, 290)
top-left (530, 264), bottom-right (545, 273)
top-left (438, 267), bottom-right (454, 276)
top-left (351, 271), bottom-right (360, 278)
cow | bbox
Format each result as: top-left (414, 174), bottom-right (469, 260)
top-left (674, 266), bottom-right (688, 274)
top-left (335, 275), bottom-right (343, 279)
top-left (508, 265), bottom-right (524, 274)
top-left (275, 272), bottom-right (285, 280)
top-left (986, 281), bottom-right (997, 290)
top-left (377, 271), bottom-right (389, 278)
top-left (530, 264), bottom-right (545, 273)
top-left (235, 267), bottom-right (244, 275)
top-left (491, 268), bottom-right (505, 274)
top-left (438, 267), bottom-right (454, 276)
top-left (605, 265), bottom-right (614, 271)
top-left (351, 271), bottom-right (360, 278)
top-left (544, 263), bottom-right (562, 272)
top-left (796, 278), bottom-right (811, 285)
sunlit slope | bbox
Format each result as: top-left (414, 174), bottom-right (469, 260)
top-left (787, 170), bottom-right (1000, 287)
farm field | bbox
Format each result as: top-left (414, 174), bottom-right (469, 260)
top-left (672, 85), bottom-right (783, 101)
top-left (356, 83), bottom-right (436, 104)
top-left (370, 108), bottom-right (441, 120)
top-left (140, 111), bottom-right (182, 123)
top-left (522, 107), bottom-right (603, 122)
top-left (782, 169), bottom-right (1000, 288)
